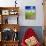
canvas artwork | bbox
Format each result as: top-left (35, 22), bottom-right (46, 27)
top-left (2, 10), bottom-right (9, 15)
top-left (25, 6), bottom-right (36, 20)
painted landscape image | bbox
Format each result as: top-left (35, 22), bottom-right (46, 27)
top-left (25, 6), bottom-right (36, 20)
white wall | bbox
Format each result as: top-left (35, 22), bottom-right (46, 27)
top-left (0, 0), bottom-right (44, 26)
top-left (18, 0), bottom-right (44, 26)
top-left (0, 0), bottom-right (15, 7)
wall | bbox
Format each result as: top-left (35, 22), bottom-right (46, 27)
top-left (18, 0), bottom-right (44, 26)
top-left (0, 0), bottom-right (44, 26)
top-left (0, 0), bottom-right (15, 7)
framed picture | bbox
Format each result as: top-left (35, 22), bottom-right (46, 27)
top-left (2, 10), bottom-right (9, 15)
top-left (25, 6), bottom-right (36, 20)
top-left (10, 11), bottom-right (15, 15)
top-left (9, 10), bottom-right (18, 15)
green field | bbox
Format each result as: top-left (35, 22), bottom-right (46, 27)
top-left (25, 11), bottom-right (36, 19)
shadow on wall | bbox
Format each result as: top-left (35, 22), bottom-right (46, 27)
top-left (18, 26), bottom-right (44, 44)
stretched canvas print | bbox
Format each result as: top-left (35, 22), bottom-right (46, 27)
top-left (25, 6), bottom-right (36, 20)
